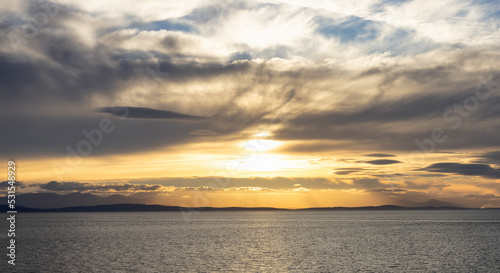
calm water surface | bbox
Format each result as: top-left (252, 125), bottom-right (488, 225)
top-left (2, 210), bottom-right (500, 272)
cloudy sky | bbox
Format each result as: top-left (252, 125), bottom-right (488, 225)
top-left (1, 0), bottom-right (500, 208)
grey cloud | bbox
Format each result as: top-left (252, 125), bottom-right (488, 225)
top-left (0, 47), bottom-right (252, 111)
top-left (288, 91), bottom-right (468, 126)
top-left (35, 181), bottom-right (163, 192)
top-left (352, 178), bottom-right (387, 189)
top-left (97, 107), bottom-right (207, 120)
top-left (0, 4), bottom-right (139, 107)
top-left (415, 173), bottom-right (447, 177)
top-left (175, 186), bottom-right (221, 191)
top-left (475, 151), bottom-right (500, 165)
top-left (2, 0), bottom-right (500, 162)
top-left (0, 181), bottom-right (25, 188)
top-left (373, 173), bottom-right (405, 178)
top-left (367, 188), bottom-right (407, 193)
top-left (156, 177), bottom-right (347, 190)
top-left (404, 181), bottom-right (450, 190)
top-left (114, 61), bottom-right (500, 155)
top-left (300, 86), bottom-right (499, 125)
top-left (0, 62), bottom-right (299, 158)
top-left (420, 163), bottom-right (500, 179)
top-left (0, 0), bottom-right (254, 112)
top-left (333, 168), bottom-right (366, 175)
top-left (365, 153), bottom-right (395, 157)
top-left (0, 3), bottom-right (300, 157)
top-left (365, 159), bottom-right (401, 165)
top-left (182, 2), bottom-right (242, 24)
top-left (464, 193), bottom-right (500, 201)
top-left (25, 177), bottom-right (397, 192)
top-left (127, 176), bottom-right (393, 190)
top-left (274, 65), bottom-right (500, 153)
top-left (0, 115), bottom-right (208, 157)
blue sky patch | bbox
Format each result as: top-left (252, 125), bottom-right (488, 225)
top-left (131, 19), bottom-right (195, 32)
top-left (315, 16), bottom-right (380, 43)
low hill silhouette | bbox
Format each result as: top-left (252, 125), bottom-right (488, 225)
top-left (0, 203), bottom-right (479, 213)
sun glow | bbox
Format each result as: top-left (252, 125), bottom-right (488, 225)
top-left (241, 139), bottom-right (282, 152)
top-left (234, 153), bottom-right (292, 172)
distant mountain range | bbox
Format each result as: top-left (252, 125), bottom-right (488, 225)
top-left (397, 198), bottom-right (458, 208)
top-left (0, 192), bottom-right (481, 212)
top-left (1, 203), bottom-right (483, 213)
top-left (0, 192), bottom-right (144, 209)
top-left (0, 192), bottom-right (461, 209)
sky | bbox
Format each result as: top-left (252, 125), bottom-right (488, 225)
top-left (1, 0), bottom-right (500, 208)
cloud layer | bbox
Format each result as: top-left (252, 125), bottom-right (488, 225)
top-left (1, 0), bottom-right (500, 208)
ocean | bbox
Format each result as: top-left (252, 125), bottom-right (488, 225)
top-left (2, 210), bottom-right (500, 272)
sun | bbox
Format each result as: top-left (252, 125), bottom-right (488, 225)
top-left (231, 137), bottom-right (288, 172)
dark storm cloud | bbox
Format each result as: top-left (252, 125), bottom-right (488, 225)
top-left (97, 107), bottom-right (207, 120)
top-left (365, 159), bottom-right (401, 165)
top-left (34, 181), bottom-right (162, 192)
top-left (420, 163), bottom-right (500, 179)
